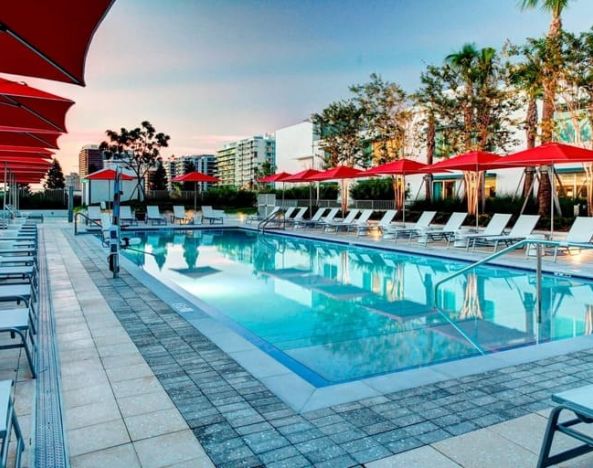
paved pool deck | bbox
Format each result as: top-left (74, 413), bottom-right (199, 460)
top-left (37, 220), bottom-right (593, 467)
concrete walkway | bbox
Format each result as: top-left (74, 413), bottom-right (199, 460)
top-left (47, 224), bottom-right (213, 467)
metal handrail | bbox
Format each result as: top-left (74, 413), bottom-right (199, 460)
top-left (74, 212), bottom-right (105, 242)
top-left (433, 238), bottom-right (593, 323)
top-left (258, 209), bottom-right (285, 233)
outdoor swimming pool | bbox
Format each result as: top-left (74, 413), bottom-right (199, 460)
top-left (122, 228), bottom-right (593, 386)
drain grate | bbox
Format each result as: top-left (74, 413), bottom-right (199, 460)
top-left (33, 229), bottom-right (69, 468)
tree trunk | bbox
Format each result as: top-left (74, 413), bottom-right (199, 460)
top-left (523, 97), bottom-right (538, 199)
top-left (425, 115), bottom-right (435, 202)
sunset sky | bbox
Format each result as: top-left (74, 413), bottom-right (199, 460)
top-left (8, 0), bottom-right (593, 174)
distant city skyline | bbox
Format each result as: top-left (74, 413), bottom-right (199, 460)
top-left (6, 0), bottom-right (593, 174)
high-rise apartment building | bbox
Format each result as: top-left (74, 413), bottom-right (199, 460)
top-left (64, 172), bottom-right (81, 191)
top-left (164, 154), bottom-right (217, 190)
top-left (215, 135), bottom-right (275, 188)
top-left (78, 145), bottom-right (104, 178)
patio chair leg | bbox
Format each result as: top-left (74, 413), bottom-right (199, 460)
top-left (537, 406), bottom-right (563, 468)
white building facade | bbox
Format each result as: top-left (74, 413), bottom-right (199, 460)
top-left (216, 135), bottom-right (275, 189)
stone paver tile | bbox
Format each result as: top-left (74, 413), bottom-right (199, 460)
top-left (111, 375), bottom-right (162, 399)
top-left (71, 443), bottom-right (141, 468)
top-left (125, 408), bottom-right (188, 441)
top-left (117, 389), bottom-right (175, 417)
top-left (106, 362), bottom-right (154, 383)
top-left (134, 430), bottom-right (210, 468)
top-left (66, 399), bottom-right (121, 430)
top-left (101, 352), bottom-right (147, 370)
top-left (434, 427), bottom-right (538, 468)
top-left (61, 369), bottom-right (109, 392)
top-left (96, 342), bottom-right (139, 358)
top-left (367, 445), bottom-right (461, 467)
top-left (63, 383), bottom-right (114, 409)
top-left (68, 419), bottom-right (130, 457)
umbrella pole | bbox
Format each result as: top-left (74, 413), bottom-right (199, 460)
top-left (194, 182), bottom-right (197, 211)
top-left (402, 175), bottom-right (406, 224)
top-left (549, 167), bottom-right (555, 240)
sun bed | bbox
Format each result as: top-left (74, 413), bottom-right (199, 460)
top-left (119, 206), bottom-right (137, 226)
top-left (146, 205), bottom-right (167, 225)
top-left (383, 211), bottom-right (437, 240)
top-left (345, 209), bottom-right (374, 232)
top-left (285, 207), bottom-right (308, 226)
top-left (537, 384), bottom-right (593, 467)
top-left (0, 284), bottom-right (33, 307)
top-left (356, 209), bottom-right (397, 237)
top-left (302, 208), bottom-right (339, 229)
top-left (0, 380), bottom-right (25, 468)
top-left (324, 209), bottom-right (361, 232)
top-left (281, 207), bottom-right (297, 222)
top-left (553, 217), bottom-right (593, 261)
top-left (86, 206), bottom-right (102, 224)
top-left (417, 212), bottom-right (468, 246)
top-left (173, 205), bottom-right (189, 224)
top-left (469, 214), bottom-right (540, 251)
top-left (0, 266), bottom-right (35, 280)
top-left (0, 256), bottom-right (36, 266)
top-left (455, 213), bottom-right (512, 249)
top-left (246, 207), bottom-right (278, 224)
top-left (0, 309), bottom-right (36, 377)
top-left (202, 206), bottom-right (226, 224)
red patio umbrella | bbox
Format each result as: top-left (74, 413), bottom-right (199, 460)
top-left (487, 143), bottom-right (593, 237)
top-left (306, 166), bottom-right (365, 214)
top-left (257, 172), bottom-right (291, 183)
top-left (429, 151), bottom-right (502, 227)
top-left (0, 156), bottom-right (51, 165)
top-left (0, 78), bottom-right (74, 132)
top-left (0, 126), bottom-right (61, 149)
top-left (0, 0), bottom-right (115, 85)
top-left (0, 145), bottom-right (53, 158)
top-left (172, 171), bottom-right (220, 210)
top-left (363, 159), bottom-right (431, 223)
top-left (282, 169), bottom-right (322, 214)
top-left (86, 168), bottom-right (135, 206)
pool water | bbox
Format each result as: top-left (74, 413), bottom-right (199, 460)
top-left (122, 229), bottom-right (593, 386)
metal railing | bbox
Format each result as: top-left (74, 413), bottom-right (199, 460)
top-left (258, 209), bottom-right (285, 233)
top-left (433, 238), bottom-right (593, 324)
top-left (74, 212), bottom-right (106, 245)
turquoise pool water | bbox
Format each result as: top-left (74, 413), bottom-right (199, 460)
top-left (122, 229), bottom-right (593, 386)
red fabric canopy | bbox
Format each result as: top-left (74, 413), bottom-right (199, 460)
top-left (0, 0), bottom-right (115, 85)
top-left (172, 171), bottom-right (219, 183)
top-left (0, 156), bottom-right (51, 165)
top-left (0, 126), bottom-right (61, 149)
top-left (0, 145), bottom-right (53, 157)
top-left (429, 151), bottom-right (502, 172)
top-left (86, 168), bottom-right (135, 181)
top-left (306, 166), bottom-right (365, 181)
top-left (364, 158), bottom-right (430, 176)
top-left (0, 78), bottom-right (74, 132)
top-left (282, 169), bottom-right (321, 183)
top-left (488, 143), bottom-right (593, 168)
top-left (257, 172), bottom-right (292, 183)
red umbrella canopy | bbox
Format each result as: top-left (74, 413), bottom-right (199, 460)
top-left (429, 151), bottom-right (502, 172)
top-left (0, 126), bottom-right (61, 149)
top-left (488, 142), bottom-right (593, 168)
top-left (0, 145), bottom-right (53, 158)
top-left (0, 156), bottom-right (51, 165)
top-left (306, 165), bottom-right (365, 181)
top-left (257, 172), bottom-right (292, 183)
top-left (282, 169), bottom-right (321, 183)
top-left (0, 0), bottom-right (115, 85)
top-left (85, 168), bottom-right (135, 181)
top-left (172, 171), bottom-right (219, 183)
top-left (0, 78), bottom-right (74, 132)
top-left (364, 158), bottom-right (429, 176)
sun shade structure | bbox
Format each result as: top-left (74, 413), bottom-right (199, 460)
top-left (363, 159), bottom-right (432, 223)
top-left (282, 169), bottom-right (322, 183)
top-left (257, 172), bottom-right (292, 183)
top-left (0, 145), bottom-right (53, 158)
top-left (172, 171), bottom-right (220, 210)
top-left (0, 0), bottom-right (115, 85)
top-left (430, 151), bottom-right (502, 226)
top-left (0, 78), bottom-right (74, 132)
top-left (85, 168), bottom-right (134, 181)
top-left (487, 143), bottom-right (593, 238)
top-left (306, 166), bottom-right (366, 213)
top-left (0, 126), bottom-right (61, 149)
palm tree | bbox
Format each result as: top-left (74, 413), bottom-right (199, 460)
top-left (520, 0), bottom-right (571, 216)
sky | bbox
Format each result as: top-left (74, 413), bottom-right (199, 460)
top-left (8, 0), bottom-right (593, 174)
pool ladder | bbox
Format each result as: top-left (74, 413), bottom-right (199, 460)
top-left (258, 209), bottom-right (286, 233)
top-left (433, 238), bottom-right (593, 325)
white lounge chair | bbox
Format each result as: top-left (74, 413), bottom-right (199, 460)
top-left (346, 209), bottom-right (374, 232)
top-left (173, 205), bottom-right (189, 224)
top-left (119, 206), bottom-right (137, 226)
top-left (286, 207), bottom-right (307, 226)
top-left (246, 206), bottom-right (279, 224)
top-left (358, 210), bottom-right (397, 236)
top-left (282, 207), bottom-right (297, 221)
top-left (0, 380), bottom-right (25, 467)
top-left (294, 208), bottom-right (327, 229)
top-left (147, 206), bottom-right (167, 225)
top-left (553, 217), bottom-right (593, 261)
top-left (201, 205), bottom-right (226, 224)
top-left (310, 208), bottom-right (340, 229)
top-left (419, 212), bottom-right (468, 246)
top-left (324, 209), bottom-right (361, 232)
top-left (470, 214), bottom-right (540, 251)
top-left (383, 211), bottom-right (437, 240)
top-left (456, 213), bottom-right (512, 249)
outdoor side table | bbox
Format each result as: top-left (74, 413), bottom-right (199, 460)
top-left (537, 384), bottom-right (593, 467)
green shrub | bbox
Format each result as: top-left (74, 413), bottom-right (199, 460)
top-left (351, 178), bottom-right (394, 200)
